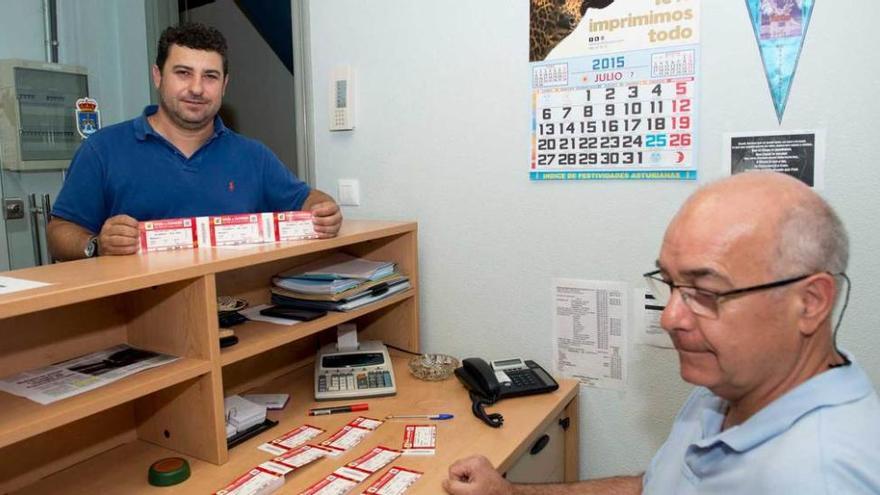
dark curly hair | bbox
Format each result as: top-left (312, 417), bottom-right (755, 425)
top-left (156, 22), bottom-right (228, 75)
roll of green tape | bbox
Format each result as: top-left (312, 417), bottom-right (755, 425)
top-left (148, 457), bottom-right (191, 487)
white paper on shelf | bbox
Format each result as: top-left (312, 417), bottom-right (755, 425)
top-left (0, 344), bottom-right (178, 405)
top-left (0, 276), bottom-right (50, 295)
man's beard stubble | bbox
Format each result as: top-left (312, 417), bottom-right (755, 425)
top-left (158, 91), bottom-right (215, 131)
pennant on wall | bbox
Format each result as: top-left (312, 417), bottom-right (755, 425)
top-left (745, 0), bottom-right (814, 123)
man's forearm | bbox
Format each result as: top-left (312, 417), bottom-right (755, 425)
top-left (512, 475), bottom-right (643, 495)
top-left (47, 217), bottom-right (93, 261)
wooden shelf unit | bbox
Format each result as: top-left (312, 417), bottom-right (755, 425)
top-left (0, 220), bottom-right (419, 493)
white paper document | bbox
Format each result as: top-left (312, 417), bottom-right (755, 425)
top-left (0, 276), bottom-right (50, 295)
top-left (633, 288), bottom-right (673, 348)
top-left (0, 344), bottom-right (178, 405)
top-left (552, 279), bottom-right (628, 391)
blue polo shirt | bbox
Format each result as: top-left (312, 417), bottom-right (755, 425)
top-left (52, 105), bottom-right (311, 234)
top-left (643, 356), bottom-right (880, 494)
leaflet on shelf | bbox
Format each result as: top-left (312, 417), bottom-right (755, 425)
top-left (138, 211), bottom-right (317, 252)
top-left (0, 344), bottom-right (178, 405)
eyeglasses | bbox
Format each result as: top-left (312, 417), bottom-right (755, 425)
top-left (643, 269), bottom-right (815, 319)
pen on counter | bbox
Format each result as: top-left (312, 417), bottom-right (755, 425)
top-left (385, 413), bottom-right (454, 420)
top-left (308, 403), bottom-right (369, 416)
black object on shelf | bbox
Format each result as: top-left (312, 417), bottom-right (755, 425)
top-left (219, 311), bottom-right (248, 328)
top-left (226, 418), bottom-right (279, 449)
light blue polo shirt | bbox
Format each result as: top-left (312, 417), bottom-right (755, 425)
top-left (53, 105), bottom-right (311, 234)
top-left (643, 358), bottom-right (880, 494)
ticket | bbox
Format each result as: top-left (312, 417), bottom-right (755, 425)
top-left (274, 211), bottom-right (318, 241)
top-left (138, 217), bottom-right (198, 252)
top-left (360, 467), bottom-right (422, 495)
top-left (401, 425), bottom-right (436, 455)
top-left (348, 416), bottom-right (384, 431)
top-left (197, 212), bottom-right (275, 247)
top-left (333, 446), bottom-right (402, 482)
top-left (258, 444), bottom-right (332, 476)
top-left (259, 424), bottom-right (325, 455)
top-left (214, 468), bottom-right (284, 495)
top-left (320, 425), bottom-right (371, 456)
top-left (298, 474), bottom-right (358, 495)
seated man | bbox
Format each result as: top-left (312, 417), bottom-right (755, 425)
top-left (444, 172), bottom-right (880, 494)
top-left (48, 22), bottom-right (341, 260)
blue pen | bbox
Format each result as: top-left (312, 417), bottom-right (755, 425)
top-left (385, 413), bottom-right (454, 420)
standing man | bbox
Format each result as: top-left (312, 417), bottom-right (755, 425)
top-left (444, 172), bottom-right (880, 494)
top-left (48, 22), bottom-right (341, 260)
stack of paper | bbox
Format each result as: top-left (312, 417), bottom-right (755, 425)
top-left (225, 395), bottom-right (267, 438)
top-left (270, 254), bottom-right (410, 312)
top-left (279, 253), bottom-right (396, 281)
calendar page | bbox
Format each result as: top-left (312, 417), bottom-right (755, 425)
top-left (529, 0), bottom-right (701, 181)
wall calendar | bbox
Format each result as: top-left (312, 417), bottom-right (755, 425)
top-left (529, 0), bottom-right (701, 181)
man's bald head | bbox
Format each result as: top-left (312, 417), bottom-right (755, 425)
top-left (669, 172), bottom-right (848, 279)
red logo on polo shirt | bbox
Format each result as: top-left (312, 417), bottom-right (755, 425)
top-left (228, 181), bottom-right (235, 192)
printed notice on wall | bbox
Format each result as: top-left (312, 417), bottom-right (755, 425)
top-left (552, 279), bottom-right (628, 390)
top-left (633, 288), bottom-right (672, 348)
top-left (725, 129), bottom-right (825, 188)
top-left (529, 0), bottom-right (701, 180)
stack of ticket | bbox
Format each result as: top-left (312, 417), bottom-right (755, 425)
top-left (259, 424), bottom-right (325, 455)
top-left (333, 446), bottom-right (402, 482)
top-left (213, 468), bottom-right (284, 495)
top-left (360, 467), bottom-right (423, 495)
top-left (401, 425), bottom-right (436, 455)
top-left (319, 417), bottom-right (384, 456)
top-left (258, 444), bottom-right (333, 477)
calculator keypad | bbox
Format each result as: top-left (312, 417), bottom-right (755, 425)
top-left (318, 370), bottom-right (393, 393)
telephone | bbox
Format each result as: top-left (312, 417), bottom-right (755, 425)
top-left (455, 357), bottom-right (559, 428)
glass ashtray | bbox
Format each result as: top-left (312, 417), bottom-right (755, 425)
top-left (408, 353), bottom-right (459, 381)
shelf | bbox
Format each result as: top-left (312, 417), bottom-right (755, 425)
top-left (0, 221), bottom-right (416, 319)
top-left (220, 289), bottom-right (417, 366)
top-left (0, 357), bottom-right (212, 449)
top-left (14, 359), bottom-right (579, 494)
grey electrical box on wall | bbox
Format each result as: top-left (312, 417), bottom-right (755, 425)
top-left (0, 59), bottom-right (89, 171)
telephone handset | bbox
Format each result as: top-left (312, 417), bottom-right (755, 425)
top-left (455, 357), bottom-right (559, 428)
top-left (456, 358), bottom-right (502, 402)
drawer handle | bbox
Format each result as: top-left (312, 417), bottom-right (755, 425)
top-left (529, 434), bottom-right (550, 455)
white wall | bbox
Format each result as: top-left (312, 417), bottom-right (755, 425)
top-left (308, 1), bottom-right (880, 479)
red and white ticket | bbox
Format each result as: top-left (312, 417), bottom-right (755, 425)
top-left (348, 416), bottom-right (384, 431)
top-left (259, 444), bottom-right (332, 476)
top-left (333, 446), bottom-right (402, 482)
top-left (259, 424), bottom-right (325, 455)
top-left (138, 217), bottom-right (198, 252)
top-left (360, 467), bottom-right (422, 495)
top-left (298, 474), bottom-right (358, 495)
top-left (198, 213), bottom-right (274, 246)
top-left (401, 425), bottom-right (436, 455)
top-left (319, 425), bottom-right (372, 456)
top-left (214, 468), bottom-right (284, 495)
top-left (274, 211), bottom-right (318, 241)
